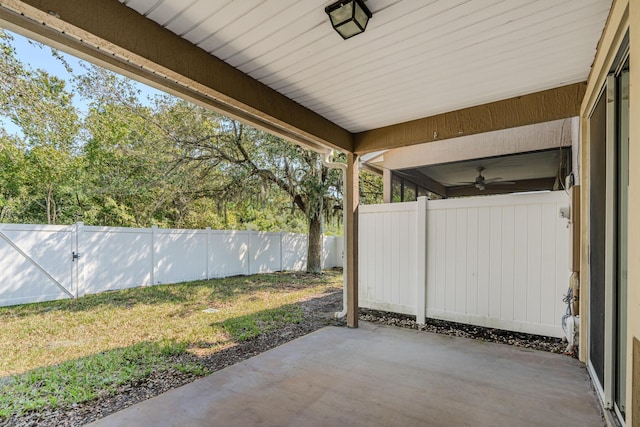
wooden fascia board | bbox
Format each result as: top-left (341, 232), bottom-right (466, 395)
top-left (0, 0), bottom-right (353, 153)
top-left (580, 0), bottom-right (628, 117)
top-left (354, 83), bottom-right (586, 154)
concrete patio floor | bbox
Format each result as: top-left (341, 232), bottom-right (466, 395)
top-left (89, 322), bottom-right (604, 427)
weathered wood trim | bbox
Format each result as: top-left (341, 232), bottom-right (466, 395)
top-left (354, 83), bottom-right (586, 154)
top-left (581, 0), bottom-right (629, 118)
top-left (0, 0), bottom-right (353, 153)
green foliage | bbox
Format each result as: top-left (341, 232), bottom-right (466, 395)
top-left (0, 271), bottom-right (342, 417)
top-left (222, 305), bottom-right (303, 341)
top-left (0, 340), bottom-right (205, 417)
top-left (0, 30), bottom-right (82, 224)
top-left (0, 30), bottom-right (382, 253)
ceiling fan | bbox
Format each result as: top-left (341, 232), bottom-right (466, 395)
top-left (459, 167), bottom-right (514, 191)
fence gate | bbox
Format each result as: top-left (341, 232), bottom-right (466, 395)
top-left (0, 224), bottom-right (77, 306)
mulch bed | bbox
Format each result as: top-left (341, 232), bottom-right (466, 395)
top-left (5, 293), bottom-right (571, 426)
top-left (359, 308), bottom-right (568, 354)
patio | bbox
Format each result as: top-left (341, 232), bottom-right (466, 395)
top-left (89, 322), bottom-right (603, 427)
top-left (1, 1), bottom-right (638, 424)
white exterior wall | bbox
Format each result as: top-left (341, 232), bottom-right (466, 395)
top-left (359, 191), bottom-right (571, 337)
top-left (0, 226), bottom-right (343, 306)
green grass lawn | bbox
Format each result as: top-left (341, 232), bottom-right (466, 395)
top-left (0, 271), bottom-right (341, 418)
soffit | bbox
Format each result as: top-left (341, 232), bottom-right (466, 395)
top-left (120, 0), bottom-right (611, 133)
top-left (366, 117), bottom-right (576, 171)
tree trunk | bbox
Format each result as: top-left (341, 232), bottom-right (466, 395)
top-left (306, 211), bottom-right (323, 274)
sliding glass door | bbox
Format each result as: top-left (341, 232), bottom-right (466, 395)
top-left (588, 51), bottom-right (628, 425)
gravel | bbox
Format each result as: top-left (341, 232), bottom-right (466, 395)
top-left (4, 293), bottom-right (570, 426)
top-left (360, 308), bottom-right (568, 354)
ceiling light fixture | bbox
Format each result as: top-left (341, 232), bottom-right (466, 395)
top-left (325, 0), bottom-right (372, 40)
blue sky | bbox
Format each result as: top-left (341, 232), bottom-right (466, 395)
top-left (1, 29), bottom-right (165, 136)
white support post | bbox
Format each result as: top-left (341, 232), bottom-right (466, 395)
top-left (416, 196), bottom-right (428, 324)
top-left (206, 227), bottom-right (211, 280)
top-left (151, 225), bottom-right (157, 286)
top-left (279, 231), bottom-right (284, 272)
top-left (75, 221), bottom-right (83, 298)
top-left (247, 231), bottom-right (252, 276)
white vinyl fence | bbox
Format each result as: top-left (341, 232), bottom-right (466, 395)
top-left (359, 191), bottom-right (571, 337)
top-left (0, 224), bottom-right (343, 307)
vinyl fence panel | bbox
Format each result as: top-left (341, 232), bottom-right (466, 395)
top-left (322, 235), bottom-right (342, 269)
top-left (154, 228), bottom-right (208, 284)
top-left (1, 226), bottom-right (342, 307)
top-left (359, 202), bottom-right (418, 315)
top-left (0, 224), bottom-right (73, 306)
top-left (249, 232), bottom-right (282, 275)
top-left (283, 233), bottom-right (307, 271)
top-left (209, 231), bottom-right (249, 278)
top-left (80, 226), bottom-right (153, 295)
top-left (359, 191), bottom-right (571, 337)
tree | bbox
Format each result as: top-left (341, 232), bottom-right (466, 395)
top-left (76, 67), bottom-right (221, 227)
top-left (0, 38), bottom-right (382, 273)
top-left (0, 30), bottom-right (81, 224)
top-left (0, 132), bottom-right (28, 222)
top-left (154, 100), bottom-right (343, 273)
top-left (77, 67), bottom-right (343, 272)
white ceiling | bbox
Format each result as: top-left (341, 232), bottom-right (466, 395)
top-left (119, 0), bottom-right (612, 133)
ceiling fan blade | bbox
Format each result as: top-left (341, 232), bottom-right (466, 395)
top-left (483, 177), bottom-right (504, 184)
top-left (487, 181), bottom-right (516, 185)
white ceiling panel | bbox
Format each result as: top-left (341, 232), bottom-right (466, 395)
top-left (164, 1), bottom-right (233, 36)
top-left (119, 0), bottom-right (612, 133)
top-left (121, 0), bottom-right (164, 16)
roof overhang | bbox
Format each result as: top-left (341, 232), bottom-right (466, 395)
top-left (0, 0), bottom-right (610, 156)
top-left (0, 0), bottom-right (353, 153)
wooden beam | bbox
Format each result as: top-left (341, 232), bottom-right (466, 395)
top-left (354, 83), bottom-right (586, 154)
top-left (445, 178), bottom-right (556, 197)
top-left (0, 0), bottom-right (353, 153)
top-left (346, 153), bottom-right (359, 328)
